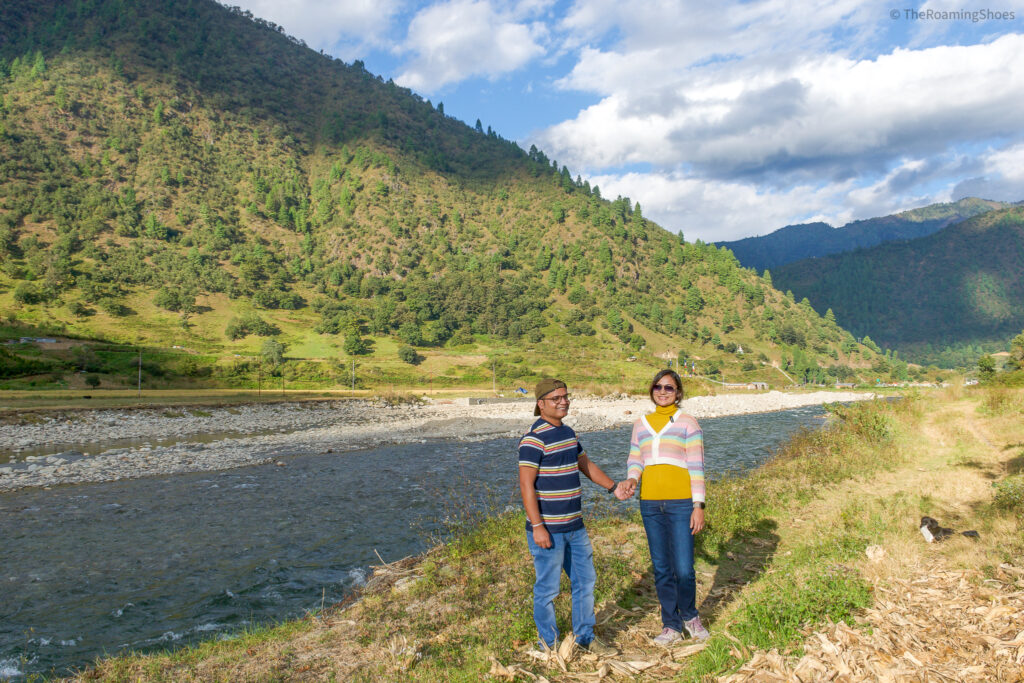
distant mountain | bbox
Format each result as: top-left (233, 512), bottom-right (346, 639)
top-left (773, 207), bottom-right (1024, 354)
top-left (718, 198), bottom-right (1011, 271)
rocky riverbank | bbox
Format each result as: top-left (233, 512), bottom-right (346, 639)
top-left (0, 390), bottom-right (874, 492)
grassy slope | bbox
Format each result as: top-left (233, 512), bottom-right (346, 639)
top-left (65, 385), bottom-right (1024, 681)
top-left (0, 0), bottom-right (888, 392)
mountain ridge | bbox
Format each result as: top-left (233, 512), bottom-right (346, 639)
top-left (718, 197), bottom-right (1013, 271)
top-left (773, 206), bottom-right (1024, 364)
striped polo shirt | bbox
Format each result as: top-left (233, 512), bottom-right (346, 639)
top-left (518, 418), bottom-right (585, 533)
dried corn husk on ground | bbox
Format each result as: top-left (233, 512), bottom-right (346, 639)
top-left (721, 562), bottom-right (1024, 682)
top-left (496, 623), bottom-right (709, 681)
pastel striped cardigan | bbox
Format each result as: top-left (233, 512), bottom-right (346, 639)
top-left (626, 412), bottom-right (706, 503)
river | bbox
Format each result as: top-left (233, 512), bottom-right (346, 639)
top-left (0, 405), bottom-right (830, 680)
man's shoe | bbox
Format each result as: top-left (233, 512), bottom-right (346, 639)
top-left (652, 627), bottom-right (682, 645)
top-left (684, 615), bottom-right (710, 641)
top-left (582, 637), bottom-right (617, 656)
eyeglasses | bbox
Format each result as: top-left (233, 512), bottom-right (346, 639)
top-left (653, 384), bottom-right (678, 393)
top-left (542, 394), bottom-right (571, 403)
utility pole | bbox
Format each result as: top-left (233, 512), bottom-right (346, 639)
top-left (492, 359), bottom-right (496, 394)
top-left (351, 358), bottom-right (355, 390)
top-left (137, 350), bottom-right (142, 399)
top-left (257, 359), bottom-right (261, 398)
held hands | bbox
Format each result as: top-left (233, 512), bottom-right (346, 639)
top-left (614, 478), bottom-right (637, 501)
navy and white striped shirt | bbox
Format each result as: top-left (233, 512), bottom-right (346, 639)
top-left (518, 418), bottom-right (585, 533)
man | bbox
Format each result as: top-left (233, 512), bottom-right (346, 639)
top-left (518, 378), bottom-right (620, 654)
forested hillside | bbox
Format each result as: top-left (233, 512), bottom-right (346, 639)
top-left (773, 207), bottom-right (1024, 366)
top-left (0, 0), bottom-right (893, 390)
top-left (718, 198), bottom-right (1009, 271)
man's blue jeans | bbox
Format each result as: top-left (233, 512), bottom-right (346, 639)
top-left (640, 499), bottom-right (697, 632)
top-left (525, 527), bottom-right (596, 648)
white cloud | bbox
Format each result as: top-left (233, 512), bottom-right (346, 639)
top-left (525, 0), bottom-right (1024, 239)
top-left (589, 171), bottom-right (860, 243)
top-left (557, 0), bottom-right (876, 78)
top-left (533, 34), bottom-right (1024, 184)
top-left (229, 0), bottom-right (403, 58)
top-left (394, 0), bottom-right (547, 92)
top-left (951, 143), bottom-right (1024, 201)
top-left (984, 143), bottom-right (1024, 182)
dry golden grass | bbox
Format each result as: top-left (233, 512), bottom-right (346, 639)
top-left (722, 388), bottom-right (1024, 682)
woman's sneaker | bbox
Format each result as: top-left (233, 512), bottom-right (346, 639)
top-left (684, 616), bottom-right (710, 640)
top-left (652, 627), bottom-right (681, 645)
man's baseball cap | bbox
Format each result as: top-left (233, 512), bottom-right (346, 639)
top-left (534, 378), bottom-right (567, 416)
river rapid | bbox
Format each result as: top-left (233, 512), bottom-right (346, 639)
top-left (0, 404), bottom-right (834, 680)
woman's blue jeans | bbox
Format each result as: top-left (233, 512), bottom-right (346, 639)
top-left (525, 527), bottom-right (597, 648)
top-left (640, 499), bottom-right (697, 631)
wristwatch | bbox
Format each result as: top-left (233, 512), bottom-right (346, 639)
top-left (694, 502), bottom-right (705, 509)
top-left (606, 484), bottom-right (616, 495)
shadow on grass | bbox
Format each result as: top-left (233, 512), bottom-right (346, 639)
top-left (595, 518), bottom-right (781, 644)
top-left (700, 519), bottom-right (780, 621)
top-left (1004, 447), bottom-right (1024, 475)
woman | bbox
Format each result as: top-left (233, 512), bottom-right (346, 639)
top-left (616, 369), bottom-right (709, 644)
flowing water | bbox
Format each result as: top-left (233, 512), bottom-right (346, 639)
top-left (0, 405), bottom-right (831, 679)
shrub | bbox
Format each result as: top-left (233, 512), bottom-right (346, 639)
top-left (261, 338), bottom-right (286, 365)
top-left (398, 345), bottom-right (422, 365)
top-left (343, 334), bottom-right (371, 355)
top-left (979, 389), bottom-right (1024, 415)
top-left (397, 322), bottom-right (424, 346)
top-left (99, 298), bottom-right (131, 317)
top-left (84, 374), bottom-right (101, 388)
top-left (992, 475), bottom-right (1024, 515)
top-left (225, 313), bottom-right (280, 340)
top-left (13, 283), bottom-right (41, 305)
top-left (68, 301), bottom-right (93, 317)
top-left (154, 287), bottom-right (185, 311)
top-left (447, 329), bottom-right (474, 347)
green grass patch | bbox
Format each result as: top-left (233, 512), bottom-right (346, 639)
top-left (992, 475), bottom-right (1024, 516)
top-left (735, 568), bottom-right (870, 651)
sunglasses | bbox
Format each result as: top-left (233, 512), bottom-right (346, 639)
top-left (653, 384), bottom-right (678, 393)
top-left (543, 394), bottom-right (571, 403)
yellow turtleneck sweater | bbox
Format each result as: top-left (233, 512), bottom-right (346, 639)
top-left (639, 404), bottom-right (693, 500)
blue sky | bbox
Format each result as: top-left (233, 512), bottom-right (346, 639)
top-left (230, 0), bottom-right (1024, 242)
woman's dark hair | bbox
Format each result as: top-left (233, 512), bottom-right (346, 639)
top-left (648, 369), bottom-right (683, 405)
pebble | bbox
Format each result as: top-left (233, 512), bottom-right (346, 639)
top-left (0, 392), bottom-right (874, 494)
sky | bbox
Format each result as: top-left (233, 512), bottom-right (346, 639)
top-left (229, 0), bottom-right (1024, 242)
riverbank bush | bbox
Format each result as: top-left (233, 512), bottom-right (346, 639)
top-left (698, 397), bottom-right (911, 559)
